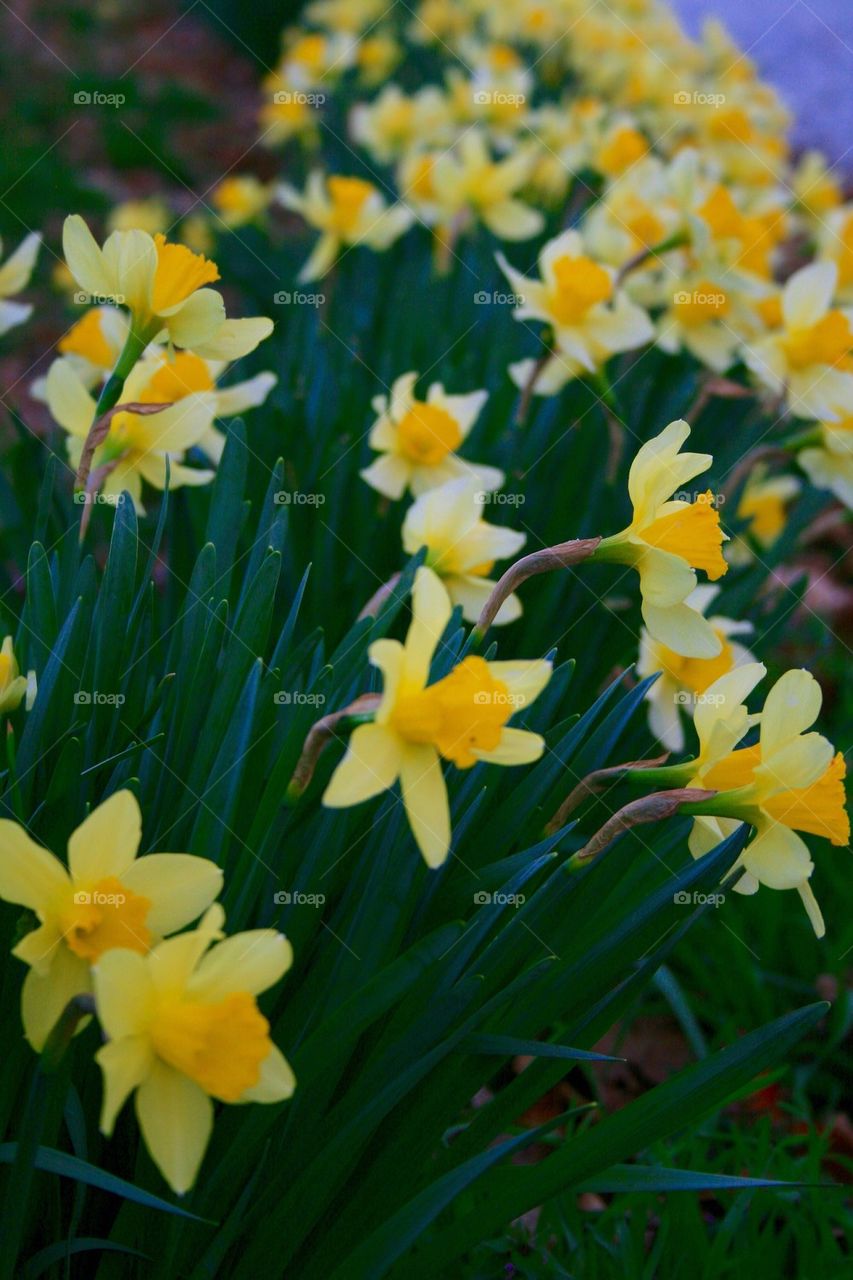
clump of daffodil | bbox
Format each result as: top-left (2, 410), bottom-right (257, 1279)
top-left (592, 420), bottom-right (729, 657)
top-left (727, 464), bottom-right (800, 565)
top-left (323, 567), bottom-right (552, 866)
top-left (0, 636), bottom-right (29, 714)
top-left (797, 417), bottom-right (853, 512)
top-left (277, 173), bottom-right (414, 281)
top-left (93, 903), bottom-right (295, 1194)
top-left (638, 584), bottom-right (755, 751)
top-left (361, 371), bottom-right (502, 500)
top-left (424, 130), bottom-right (544, 245)
top-left (211, 176), bottom-right (273, 229)
top-left (743, 260), bottom-right (853, 421)
top-left (0, 231), bottom-right (40, 336)
top-left (684, 667), bottom-right (849, 937)
top-left (63, 216), bottom-right (272, 363)
top-left (46, 353), bottom-right (218, 512)
top-left (0, 790), bottom-right (223, 1051)
top-left (497, 228), bottom-right (653, 396)
top-left (402, 477), bottom-right (526, 624)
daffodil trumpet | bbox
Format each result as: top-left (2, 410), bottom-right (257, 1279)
top-left (286, 695), bottom-right (382, 802)
top-left (472, 537), bottom-right (602, 644)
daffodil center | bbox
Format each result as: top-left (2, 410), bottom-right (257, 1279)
top-left (141, 352), bottom-right (216, 403)
top-left (327, 177), bottom-right (376, 234)
top-left (396, 401), bottom-right (463, 465)
top-left (782, 311), bottom-right (853, 370)
top-left (642, 493), bottom-right (728, 580)
top-left (659, 631), bottom-right (735, 694)
top-left (58, 310), bottom-right (115, 368)
top-left (62, 876), bottom-right (151, 961)
top-left (549, 256), bottom-right (613, 325)
top-left (151, 235), bottom-right (220, 314)
top-left (391, 657), bottom-right (513, 768)
top-left (598, 126), bottom-right (647, 176)
top-left (150, 992), bottom-right (271, 1102)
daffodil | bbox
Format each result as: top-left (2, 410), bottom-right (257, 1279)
top-left (402, 478), bottom-right (526, 623)
top-left (350, 85), bottom-right (451, 164)
top-left (427, 130), bottom-right (544, 241)
top-left (798, 418), bottom-right (853, 510)
top-left (497, 229), bottom-right (653, 393)
top-left (323, 567), bottom-right (552, 866)
top-left (727, 464), bottom-right (800, 564)
top-left (656, 277), bottom-right (745, 373)
top-left (277, 173), bottom-right (414, 281)
top-left (0, 231), bottom-right (40, 336)
top-left (46, 355), bottom-right (218, 511)
top-left (0, 790), bottom-right (223, 1050)
top-left (211, 176), bottom-right (272, 229)
top-left (0, 636), bottom-right (28, 714)
top-left (361, 371), bottom-right (502, 500)
top-left (687, 669), bottom-right (850, 937)
top-left (743, 261), bottom-right (853, 421)
top-left (107, 199), bottom-right (170, 237)
top-left (593, 420), bottom-right (729, 657)
top-left (93, 904), bottom-right (295, 1194)
top-left (62, 216), bottom-right (273, 361)
top-left (638, 584), bottom-right (755, 751)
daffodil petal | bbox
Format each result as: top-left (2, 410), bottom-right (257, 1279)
top-left (239, 1044), bottom-right (296, 1104)
top-left (21, 947), bottom-right (91, 1051)
top-left (68, 791), bottom-right (142, 884)
top-left (96, 1034), bottom-right (154, 1136)
top-left (322, 723), bottom-right (402, 806)
top-left (122, 854), bottom-right (223, 937)
top-left (136, 1061), bottom-right (213, 1195)
top-left (0, 821), bottom-right (69, 911)
top-left (473, 727), bottom-right (544, 766)
top-left (188, 931), bottom-right (293, 1000)
top-left (399, 743), bottom-right (450, 868)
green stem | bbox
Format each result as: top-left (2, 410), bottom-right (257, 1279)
top-left (92, 324), bottom-right (151, 421)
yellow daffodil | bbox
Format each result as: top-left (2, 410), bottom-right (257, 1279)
top-left (790, 151), bottom-right (843, 223)
top-left (798, 417), bottom-right (853, 510)
top-left (427, 130), bottom-right (544, 241)
top-left (0, 231), bottom-right (40, 336)
top-left (355, 33), bottom-right (402, 85)
top-left (638, 584), bottom-right (755, 751)
top-left (0, 790), bottom-right (223, 1050)
top-left (0, 636), bottom-right (28, 714)
top-left (46, 354), bottom-right (218, 511)
top-left (818, 205), bottom-right (853, 304)
top-left (93, 904), bottom-right (294, 1194)
top-left (323, 567), bottom-right (552, 866)
top-left (277, 173), bottom-right (414, 281)
top-left (361, 371), bottom-right (501, 500)
top-left (402, 477), bottom-right (526, 623)
top-left (350, 86), bottom-right (451, 164)
top-left (727, 464), bottom-right (800, 564)
top-left (211, 176), bottom-right (272, 229)
top-left (62, 216), bottom-right (273, 360)
top-left (107, 199), bottom-right (170, 237)
top-left (743, 261), bottom-right (853, 421)
top-left (593, 420), bottom-right (729, 657)
top-left (498, 229), bottom-right (653, 393)
top-left (656, 278), bottom-right (745, 373)
top-left (687, 668), bottom-right (850, 937)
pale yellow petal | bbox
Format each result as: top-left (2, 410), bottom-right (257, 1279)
top-left (188, 930), bottom-right (292, 1000)
top-left (96, 1035), bottom-right (154, 1135)
top-left (403, 567), bottom-right (452, 689)
top-left (122, 854), bottom-right (223, 937)
top-left (485, 659), bottom-right (552, 709)
top-left (473, 727), bottom-right (544, 766)
top-left (135, 1061), bottom-right (213, 1194)
top-left (322, 723), bottom-right (402, 806)
top-left (62, 216), bottom-right (114, 299)
top-left (91, 947), bottom-right (155, 1039)
top-left (239, 1044), bottom-right (296, 1103)
top-left (191, 317), bottom-right (274, 361)
top-left (21, 947), bottom-right (91, 1051)
top-left (68, 791), bottom-right (142, 885)
top-left (399, 743), bottom-right (450, 867)
top-left (164, 288), bottom-right (226, 348)
top-left (0, 820), bottom-right (69, 912)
